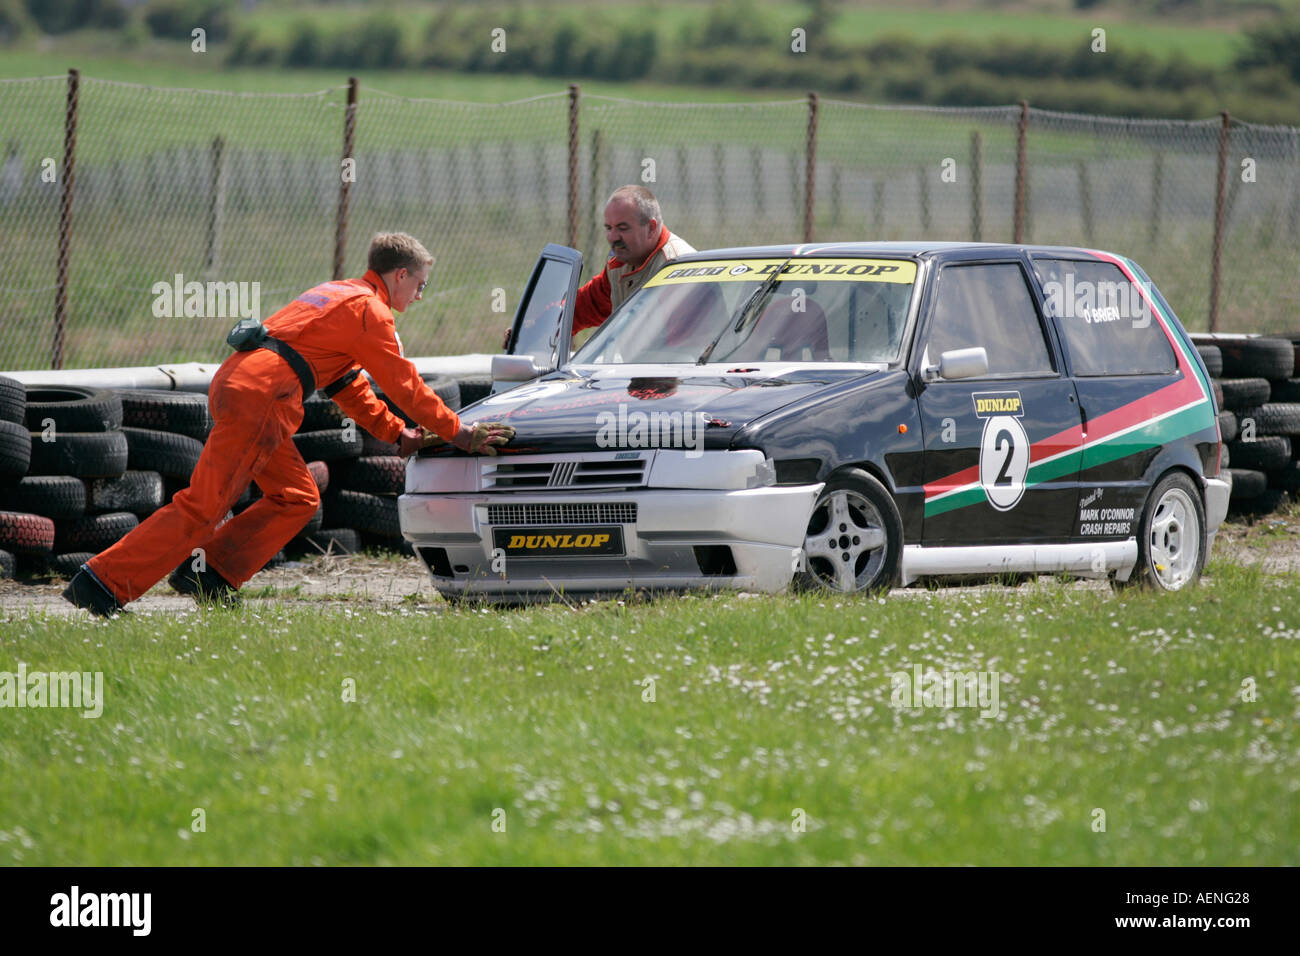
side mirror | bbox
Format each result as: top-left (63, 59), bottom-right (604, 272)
top-left (491, 354), bottom-right (548, 382)
top-left (924, 346), bottom-right (988, 382)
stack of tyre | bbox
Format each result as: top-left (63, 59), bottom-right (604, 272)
top-left (0, 382), bottom-right (206, 580)
top-left (0, 374), bottom-right (460, 581)
top-left (1194, 335), bottom-right (1300, 516)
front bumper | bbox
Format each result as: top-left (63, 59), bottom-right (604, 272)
top-left (398, 484), bottom-right (822, 601)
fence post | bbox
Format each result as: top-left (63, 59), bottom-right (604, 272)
top-left (333, 77), bottom-right (358, 281)
top-left (872, 181), bottom-right (885, 235)
top-left (585, 128), bottom-right (604, 262)
top-left (830, 165), bottom-right (841, 230)
top-left (205, 135), bottom-right (225, 275)
top-left (677, 145), bottom-right (690, 214)
top-left (567, 84), bottom-right (580, 249)
top-left (715, 143), bottom-right (726, 234)
top-left (804, 91), bottom-right (818, 243)
top-left (1148, 152), bottom-right (1163, 249)
top-left (1014, 100), bottom-right (1028, 244)
top-left (52, 68), bottom-right (79, 370)
top-left (970, 130), bottom-right (983, 241)
top-left (1076, 160), bottom-right (1093, 246)
top-left (917, 166), bottom-right (931, 232)
top-left (1211, 111), bottom-right (1230, 333)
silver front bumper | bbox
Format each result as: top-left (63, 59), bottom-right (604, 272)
top-left (398, 484), bottom-right (822, 600)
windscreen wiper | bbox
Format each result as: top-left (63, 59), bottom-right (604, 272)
top-left (696, 256), bottom-right (794, 365)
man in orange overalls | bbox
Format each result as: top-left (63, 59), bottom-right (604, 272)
top-left (64, 232), bottom-right (512, 616)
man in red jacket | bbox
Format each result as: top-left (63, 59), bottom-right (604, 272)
top-left (571, 185), bottom-right (695, 335)
top-left (64, 232), bottom-right (512, 616)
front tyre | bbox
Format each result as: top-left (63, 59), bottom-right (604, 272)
top-left (1127, 471), bottom-right (1207, 591)
top-left (794, 467), bottom-right (902, 594)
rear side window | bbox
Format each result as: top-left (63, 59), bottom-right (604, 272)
top-left (925, 263), bottom-right (1055, 376)
top-left (1034, 259), bottom-right (1176, 376)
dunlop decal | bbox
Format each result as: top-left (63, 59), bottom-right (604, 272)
top-left (972, 391), bottom-right (1024, 418)
top-left (492, 527), bottom-right (625, 557)
top-left (645, 259), bottom-right (918, 287)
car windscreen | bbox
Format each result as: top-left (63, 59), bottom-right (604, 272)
top-left (570, 258), bottom-right (918, 366)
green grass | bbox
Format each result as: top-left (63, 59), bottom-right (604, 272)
top-left (0, 39), bottom-right (790, 103)
top-left (2, 559), bottom-right (1296, 865)
top-left (219, 1), bottom-right (1253, 67)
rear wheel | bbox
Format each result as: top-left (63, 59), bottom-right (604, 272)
top-left (1126, 472), bottom-right (1207, 591)
top-left (794, 468), bottom-right (902, 594)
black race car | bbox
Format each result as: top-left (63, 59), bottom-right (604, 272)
top-left (399, 241), bottom-right (1228, 601)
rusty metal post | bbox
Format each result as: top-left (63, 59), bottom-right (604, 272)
top-left (567, 84), bottom-right (580, 249)
top-left (1014, 100), bottom-right (1028, 244)
top-left (585, 127), bottom-right (604, 263)
top-left (53, 68), bottom-right (79, 370)
top-left (917, 166), bottom-right (931, 233)
top-left (333, 77), bottom-right (358, 281)
top-left (205, 135), bottom-right (225, 275)
top-left (1210, 111), bottom-right (1230, 332)
top-left (804, 91), bottom-right (818, 243)
top-left (1148, 151), bottom-right (1163, 249)
top-left (1076, 160), bottom-right (1093, 246)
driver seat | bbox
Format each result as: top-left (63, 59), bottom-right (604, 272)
top-left (756, 295), bottom-right (830, 361)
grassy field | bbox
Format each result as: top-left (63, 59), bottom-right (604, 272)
top-left (1, 556), bottom-right (1296, 865)
top-left (211, 0), bottom-right (1255, 67)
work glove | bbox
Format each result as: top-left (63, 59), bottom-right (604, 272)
top-left (452, 420), bottom-right (515, 455)
top-left (404, 421), bottom-right (515, 455)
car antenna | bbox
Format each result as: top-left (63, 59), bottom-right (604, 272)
top-left (696, 255), bottom-right (795, 365)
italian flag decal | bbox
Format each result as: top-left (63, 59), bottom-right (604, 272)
top-left (923, 253), bottom-right (1215, 518)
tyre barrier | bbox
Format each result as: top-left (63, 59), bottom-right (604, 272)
top-left (0, 379), bottom-right (437, 584)
top-left (119, 389), bottom-right (212, 441)
top-left (1193, 334), bottom-right (1300, 518)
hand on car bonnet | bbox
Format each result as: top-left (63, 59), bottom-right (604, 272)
top-left (451, 421), bottom-right (515, 455)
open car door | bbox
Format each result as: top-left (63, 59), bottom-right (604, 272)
top-left (492, 244), bottom-right (583, 391)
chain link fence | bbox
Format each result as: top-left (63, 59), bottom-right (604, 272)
top-left (2, 75), bottom-right (1298, 372)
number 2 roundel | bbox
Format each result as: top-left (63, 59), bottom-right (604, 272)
top-left (979, 415), bottom-right (1030, 511)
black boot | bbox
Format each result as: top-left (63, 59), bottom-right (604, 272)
top-left (62, 566), bottom-right (127, 617)
top-left (168, 561), bottom-right (241, 607)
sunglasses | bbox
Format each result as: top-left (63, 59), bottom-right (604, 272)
top-left (404, 270), bottom-right (428, 293)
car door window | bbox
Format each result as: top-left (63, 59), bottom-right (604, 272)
top-left (1034, 258), bottom-right (1176, 376)
top-left (512, 258), bottom-right (575, 369)
top-left (926, 263), bottom-right (1055, 376)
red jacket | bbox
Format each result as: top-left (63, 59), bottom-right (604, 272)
top-left (262, 270), bottom-right (461, 442)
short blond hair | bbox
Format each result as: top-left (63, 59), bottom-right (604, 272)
top-left (367, 232), bottom-right (434, 274)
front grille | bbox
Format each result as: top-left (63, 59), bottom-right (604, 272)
top-left (486, 502), bottom-right (638, 526)
top-left (483, 455), bottom-right (648, 490)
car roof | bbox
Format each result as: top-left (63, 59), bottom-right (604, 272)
top-left (671, 241), bottom-right (1116, 262)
